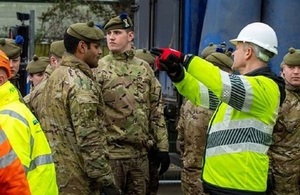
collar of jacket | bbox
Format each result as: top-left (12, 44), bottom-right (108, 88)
top-left (61, 52), bottom-right (94, 79)
top-left (245, 66), bottom-right (286, 106)
top-left (44, 64), bottom-right (53, 77)
top-left (0, 81), bottom-right (20, 108)
top-left (285, 83), bottom-right (300, 93)
top-left (109, 48), bottom-right (135, 61)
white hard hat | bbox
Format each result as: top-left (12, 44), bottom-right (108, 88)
top-left (230, 22), bottom-right (278, 55)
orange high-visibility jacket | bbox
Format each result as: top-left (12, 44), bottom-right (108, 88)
top-left (0, 81), bottom-right (58, 195)
top-left (0, 126), bottom-right (31, 195)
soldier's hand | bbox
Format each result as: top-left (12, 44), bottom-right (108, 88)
top-left (156, 151), bottom-right (170, 175)
top-left (101, 183), bottom-right (123, 195)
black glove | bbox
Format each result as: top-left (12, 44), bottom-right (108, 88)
top-left (156, 151), bottom-right (170, 175)
top-left (101, 184), bottom-right (122, 195)
top-left (150, 48), bottom-right (185, 82)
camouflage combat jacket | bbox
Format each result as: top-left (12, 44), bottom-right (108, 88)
top-left (40, 53), bottom-right (114, 194)
top-left (24, 64), bottom-right (53, 119)
top-left (177, 99), bottom-right (213, 169)
top-left (270, 86), bottom-right (300, 159)
top-left (177, 99), bottom-right (211, 195)
top-left (93, 49), bottom-right (169, 159)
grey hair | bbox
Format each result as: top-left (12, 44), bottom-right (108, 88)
top-left (244, 42), bottom-right (275, 63)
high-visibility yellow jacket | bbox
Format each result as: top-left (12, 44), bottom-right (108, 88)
top-left (174, 56), bottom-right (284, 192)
top-left (0, 126), bottom-right (31, 195)
top-left (0, 81), bottom-right (58, 195)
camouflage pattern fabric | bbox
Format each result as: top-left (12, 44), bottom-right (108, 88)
top-left (93, 48), bottom-right (169, 193)
top-left (269, 87), bottom-right (300, 195)
top-left (110, 155), bottom-right (149, 195)
top-left (177, 100), bottom-right (213, 195)
top-left (93, 49), bottom-right (169, 158)
top-left (24, 64), bottom-right (53, 119)
top-left (40, 52), bottom-right (114, 195)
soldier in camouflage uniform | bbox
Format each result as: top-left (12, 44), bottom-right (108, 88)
top-left (135, 48), bottom-right (164, 195)
top-left (25, 55), bottom-right (49, 88)
top-left (93, 13), bottom-right (170, 195)
top-left (269, 47), bottom-right (300, 195)
top-left (176, 45), bottom-right (233, 195)
top-left (40, 21), bottom-right (120, 195)
top-left (0, 36), bottom-right (24, 90)
top-left (23, 55), bottom-right (49, 109)
top-left (24, 40), bottom-right (65, 119)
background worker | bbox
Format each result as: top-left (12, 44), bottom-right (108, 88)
top-left (48, 40), bottom-right (65, 69)
top-left (151, 22), bottom-right (285, 194)
top-left (93, 13), bottom-right (170, 195)
top-left (135, 48), bottom-right (156, 71)
top-left (26, 55), bottom-right (49, 89)
top-left (0, 35), bottom-right (24, 90)
top-left (41, 21), bottom-right (120, 195)
top-left (25, 40), bottom-right (65, 120)
top-left (0, 49), bottom-right (58, 194)
top-left (199, 42), bottom-right (218, 58)
top-left (176, 45), bottom-right (233, 195)
top-left (269, 47), bottom-right (300, 195)
top-left (23, 55), bottom-right (49, 113)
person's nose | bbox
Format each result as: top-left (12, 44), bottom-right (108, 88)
top-left (9, 59), bottom-right (13, 68)
top-left (294, 66), bottom-right (300, 74)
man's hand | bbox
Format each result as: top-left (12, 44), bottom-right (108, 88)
top-left (156, 151), bottom-right (170, 175)
top-left (150, 48), bottom-right (184, 63)
top-left (101, 184), bottom-right (122, 195)
top-left (150, 47), bottom-right (186, 82)
top-left (150, 48), bottom-right (184, 72)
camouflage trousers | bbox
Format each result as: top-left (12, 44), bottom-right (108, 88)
top-left (269, 152), bottom-right (300, 195)
top-left (110, 155), bottom-right (149, 195)
top-left (181, 168), bottom-right (206, 195)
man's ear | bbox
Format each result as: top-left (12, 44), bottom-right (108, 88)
top-left (0, 75), bottom-right (4, 85)
top-left (128, 31), bottom-right (134, 42)
top-left (50, 56), bottom-right (57, 66)
top-left (0, 71), bottom-right (7, 86)
top-left (244, 46), bottom-right (253, 60)
top-left (78, 41), bottom-right (86, 54)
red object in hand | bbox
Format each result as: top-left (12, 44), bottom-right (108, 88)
top-left (151, 47), bottom-right (184, 71)
top-left (159, 48), bottom-right (183, 63)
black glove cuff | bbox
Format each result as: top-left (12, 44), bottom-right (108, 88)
top-left (167, 65), bottom-right (184, 83)
top-left (183, 54), bottom-right (195, 70)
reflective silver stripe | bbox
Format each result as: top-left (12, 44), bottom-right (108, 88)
top-left (0, 129), bottom-right (6, 144)
top-left (0, 148), bottom-right (18, 168)
top-left (212, 118), bottom-right (273, 134)
top-left (240, 76), bottom-right (253, 112)
top-left (206, 118), bottom-right (273, 157)
top-left (0, 109), bottom-right (29, 127)
top-left (0, 109), bottom-right (45, 174)
top-left (206, 142), bottom-right (269, 157)
top-left (220, 72), bottom-right (253, 112)
top-left (0, 109), bottom-right (36, 160)
top-left (0, 131), bottom-right (18, 168)
top-left (28, 154), bottom-right (54, 171)
top-left (30, 136), bottom-right (34, 160)
top-left (199, 81), bottom-right (219, 110)
top-left (220, 70), bottom-right (232, 103)
top-left (199, 82), bottom-right (210, 109)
